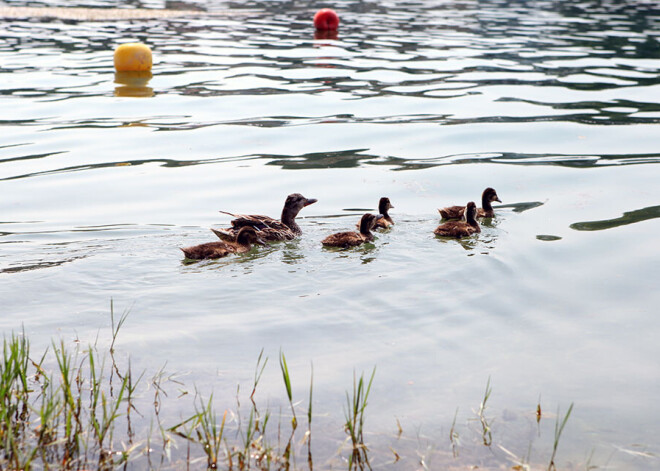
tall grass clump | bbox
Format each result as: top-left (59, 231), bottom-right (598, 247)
top-left (0, 333), bottom-right (136, 470)
top-left (344, 367), bottom-right (376, 470)
top-left (0, 332), bottom-right (35, 469)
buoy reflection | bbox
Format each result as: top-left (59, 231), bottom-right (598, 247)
top-left (114, 71), bottom-right (154, 97)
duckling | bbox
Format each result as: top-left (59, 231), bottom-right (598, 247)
top-left (323, 213), bottom-right (383, 248)
top-left (213, 193), bottom-right (317, 242)
top-left (434, 202), bottom-right (480, 238)
top-left (438, 187), bottom-right (501, 219)
top-left (358, 197), bottom-right (394, 229)
top-left (181, 226), bottom-right (266, 260)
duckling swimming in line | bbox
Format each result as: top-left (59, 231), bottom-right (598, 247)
top-left (356, 197), bottom-right (395, 229)
top-left (213, 193), bottom-right (317, 242)
top-left (323, 213), bottom-right (383, 248)
top-left (439, 187), bottom-right (501, 219)
top-left (181, 226), bottom-right (266, 260)
top-left (434, 202), bottom-right (481, 238)
top-left (374, 197), bottom-right (395, 228)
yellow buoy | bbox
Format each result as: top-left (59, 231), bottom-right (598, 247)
top-left (114, 42), bottom-right (152, 72)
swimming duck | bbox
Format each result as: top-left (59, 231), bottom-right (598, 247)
top-left (212, 193), bottom-right (317, 242)
top-left (438, 187), bottom-right (501, 219)
top-left (359, 197), bottom-right (394, 229)
top-left (434, 202), bottom-right (481, 238)
top-left (323, 213), bottom-right (383, 248)
top-left (181, 226), bottom-right (266, 260)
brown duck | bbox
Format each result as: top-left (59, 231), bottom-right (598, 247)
top-left (439, 187), bottom-right (501, 219)
top-left (434, 202), bottom-right (481, 238)
top-left (323, 213), bottom-right (383, 248)
top-left (359, 197), bottom-right (394, 229)
top-left (181, 226), bottom-right (266, 260)
top-left (212, 193), bottom-right (317, 242)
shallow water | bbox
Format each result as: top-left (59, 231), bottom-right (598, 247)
top-left (1, 0), bottom-right (660, 468)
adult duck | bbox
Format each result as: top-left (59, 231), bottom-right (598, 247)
top-left (182, 226), bottom-right (265, 260)
top-left (434, 202), bottom-right (480, 238)
top-left (323, 213), bottom-right (383, 248)
top-left (439, 187), bottom-right (501, 219)
top-left (212, 193), bottom-right (317, 242)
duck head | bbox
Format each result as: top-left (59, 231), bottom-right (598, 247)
top-left (378, 197), bottom-right (394, 215)
top-left (236, 226), bottom-right (267, 246)
top-left (281, 193), bottom-right (318, 221)
top-left (483, 187), bottom-right (502, 205)
top-left (359, 213), bottom-right (383, 234)
top-left (465, 201), bottom-right (478, 224)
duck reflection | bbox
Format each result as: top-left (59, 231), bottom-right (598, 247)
top-left (114, 71), bottom-right (154, 97)
top-left (570, 204), bottom-right (660, 231)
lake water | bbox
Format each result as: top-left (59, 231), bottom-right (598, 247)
top-left (1, 0), bottom-right (659, 468)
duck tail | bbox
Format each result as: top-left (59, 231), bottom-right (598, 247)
top-left (211, 227), bottom-right (235, 241)
top-left (219, 210), bottom-right (239, 217)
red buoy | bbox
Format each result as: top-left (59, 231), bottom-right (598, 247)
top-left (313, 8), bottom-right (339, 31)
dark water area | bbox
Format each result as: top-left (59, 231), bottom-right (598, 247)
top-left (1, 0), bottom-right (659, 468)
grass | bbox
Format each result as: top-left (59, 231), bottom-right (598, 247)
top-left (344, 368), bottom-right (376, 470)
top-left (0, 310), bottom-right (596, 470)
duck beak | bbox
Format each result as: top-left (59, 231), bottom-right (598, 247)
top-left (304, 198), bottom-right (318, 206)
top-left (495, 196), bottom-right (502, 203)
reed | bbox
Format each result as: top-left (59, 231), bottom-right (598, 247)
top-left (344, 367), bottom-right (376, 470)
top-left (449, 407), bottom-right (460, 458)
top-left (548, 402), bottom-right (574, 471)
top-left (477, 376), bottom-right (493, 446)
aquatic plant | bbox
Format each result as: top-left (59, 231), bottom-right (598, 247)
top-left (548, 402), bottom-right (574, 471)
top-left (344, 367), bottom-right (376, 470)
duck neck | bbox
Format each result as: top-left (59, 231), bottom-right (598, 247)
top-left (466, 212), bottom-right (479, 228)
top-left (359, 221), bottom-right (374, 240)
top-left (378, 202), bottom-right (390, 221)
top-left (361, 229), bottom-right (374, 241)
top-left (381, 209), bottom-right (392, 223)
top-left (481, 193), bottom-right (493, 211)
top-left (281, 209), bottom-right (301, 234)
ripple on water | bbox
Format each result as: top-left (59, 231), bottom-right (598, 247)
top-left (1, 1), bottom-right (660, 468)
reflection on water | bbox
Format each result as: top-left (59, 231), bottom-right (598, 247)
top-left (536, 234), bottom-right (562, 241)
top-left (497, 201), bottom-right (545, 213)
top-left (4, 149), bottom-right (660, 183)
top-left (570, 205), bottom-right (660, 231)
top-left (114, 71), bottom-right (153, 98)
top-left (0, 257), bottom-right (85, 274)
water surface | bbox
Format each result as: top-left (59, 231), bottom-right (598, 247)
top-left (1, 0), bottom-right (659, 468)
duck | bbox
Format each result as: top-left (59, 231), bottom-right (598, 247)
top-left (323, 213), bottom-right (383, 248)
top-left (434, 202), bottom-right (481, 238)
top-left (358, 197), bottom-right (394, 229)
top-left (212, 193), bottom-right (317, 242)
top-left (181, 226), bottom-right (266, 260)
top-left (438, 187), bottom-right (501, 219)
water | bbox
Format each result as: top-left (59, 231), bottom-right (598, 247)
top-left (1, 0), bottom-right (659, 468)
